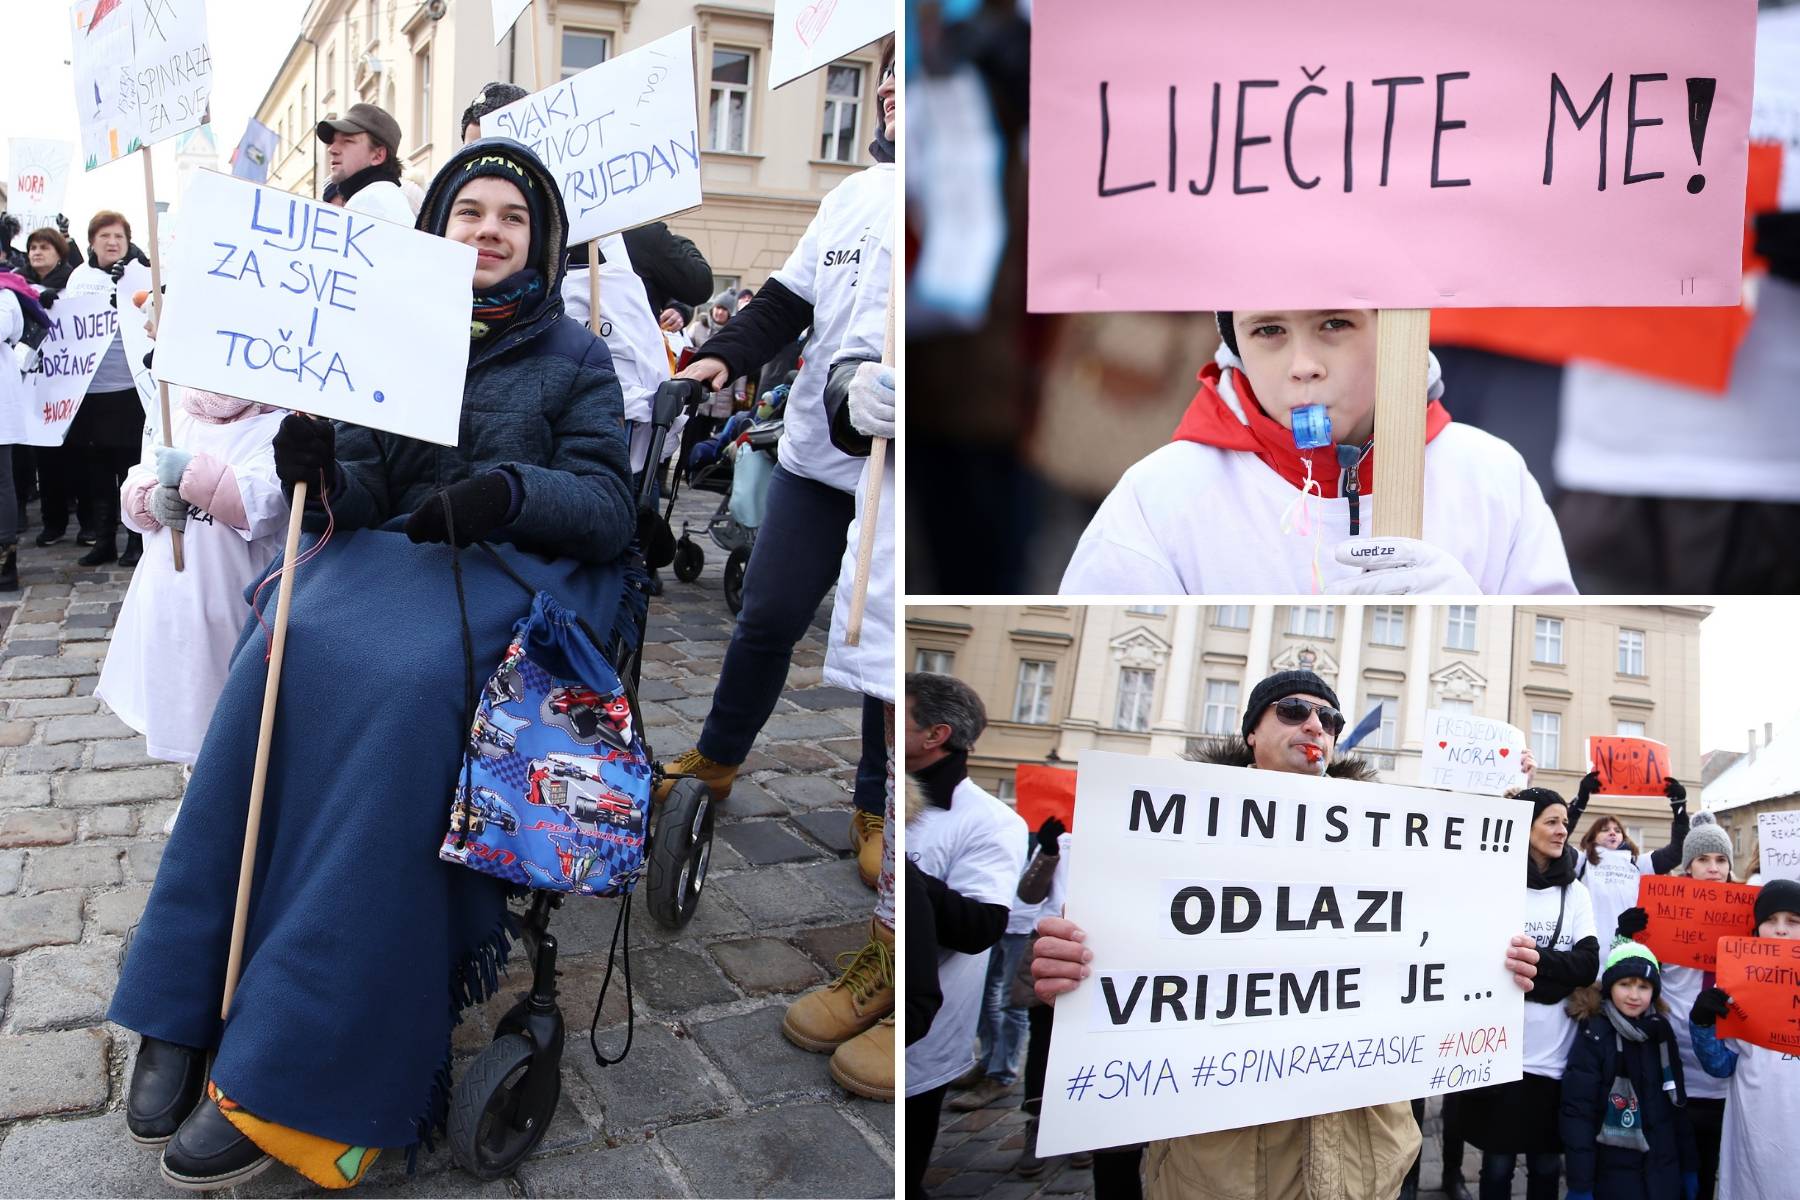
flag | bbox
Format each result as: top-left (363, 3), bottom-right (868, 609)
top-left (231, 119), bottom-right (278, 183)
top-left (1339, 701), bottom-right (1386, 753)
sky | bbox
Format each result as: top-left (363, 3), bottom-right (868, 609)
top-left (4, 0), bottom-right (311, 248)
top-left (1699, 598), bottom-right (1799, 755)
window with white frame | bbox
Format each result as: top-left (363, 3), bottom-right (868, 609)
top-left (1115, 668), bottom-right (1155, 732)
top-left (364, 0), bottom-right (379, 46)
top-left (1287, 605), bottom-right (1336, 637)
top-left (913, 648), bottom-right (954, 675)
top-left (1533, 616), bottom-right (1564, 665)
top-left (1370, 606), bottom-right (1406, 646)
top-left (413, 47), bottom-right (431, 146)
top-left (1127, 605), bottom-right (1168, 616)
top-left (1438, 698), bottom-right (1475, 716)
top-left (997, 776), bottom-right (1016, 801)
top-left (1531, 710), bottom-right (1562, 769)
top-left (1446, 605), bottom-right (1477, 651)
top-left (1014, 661), bottom-right (1055, 725)
top-left (708, 48), bottom-right (754, 152)
top-left (819, 63), bottom-right (863, 162)
top-left (1617, 720), bottom-right (1646, 738)
top-left (1202, 680), bottom-right (1239, 735)
top-left (1361, 695), bottom-right (1399, 769)
top-left (1618, 629), bottom-right (1646, 676)
top-left (1213, 605), bottom-right (1251, 629)
top-left (561, 28), bottom-right (610, 79)
top-left (326, 47), bottom-right (337, 102)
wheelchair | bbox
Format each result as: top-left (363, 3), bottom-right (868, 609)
top-left (446, 380), bottom-right (717, 1180)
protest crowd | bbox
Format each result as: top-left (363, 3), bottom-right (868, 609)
top-left (1, 8), bottom-right (898, 1192)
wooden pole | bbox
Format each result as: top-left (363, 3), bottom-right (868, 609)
top-left (1369, 309), bottom-right (1431, 539)
top-left (529, 0), bottom-right (546, 90)
top-left (843, 258), bottom-right (896, 646)
top-left (587, 237), bottom-right (603, 336)
top-left (220, 480), bottom-right (308, 1020)
top-left (140, 151), bottom-right (185, 572)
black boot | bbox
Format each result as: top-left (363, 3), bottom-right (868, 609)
top-left (78, 532), bottom-right (117, 567)
top-left (126, 1035), bottom-right (207, 1145)
top-left (160, 1095), bottom-right (272, 1189)
top-left (120, 532), bottom-right (143, 568)
top-left (0, 545), bottom-right (17, 592)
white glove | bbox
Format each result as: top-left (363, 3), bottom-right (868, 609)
top-left (151, 485), bottom-right (188, 530)
top-left (1325, 536), bottom-right (1480, 595)
top-left (847, 361), bottom-right (895, 439)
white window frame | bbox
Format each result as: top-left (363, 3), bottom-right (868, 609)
top-left (708, 46), bottom-right (756, 153)
top-left (913, 648), bottom-right (954, 675)
top-left (819, 62), bottom-right (864, 163)
top-left (1202, 679), bottom-right (1240, 736)
top-left (1438, 698), bottom-right (1475, 716)
top-left (1370, 606), bottom-right (1406, 647)
top-left (1366, 694), bottom-right (1399, 769)
top-left (1533, 616), bottom-right (1564, 665)
top-left (560, 26), bottom-right (611, 80)
top-left (1618, 629), bottom-right (1646, 677)
top-left (1617, 720), bottom-right (1646, 738)
top-left (1445, 605), bottom-right (1477, 651)
top-left (1127, 604), bottom-right (1168, 616)
top-left (1213, 605), bottom-right (1251, 630)
top-left (413, 46), bottom-right (432, 148)
top-left (1115, 668), bottom-right (1155, 733)
top-left (1013, 660), bottom-right (1055, 725)
top-left (1531, 710), bottom-right (1562, 770)
top-left (1287, 605), bottom-right (1336, 638)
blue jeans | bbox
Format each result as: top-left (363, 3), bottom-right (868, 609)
top-left (975, 932), bottom-right (1032, 1084)
top-left (697, 464), bottom-right (884, 814)
top-left (1479, 1152), bottom-right (1560, 1200)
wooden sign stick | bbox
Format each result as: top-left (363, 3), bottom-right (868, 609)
top-left (1369, 309), bottom-right (1430, 539)
top-left (588, 237), bottom-right (603, 337)
top-left (843, 258), bottom-right (895, 646)
top-left (140, 151), bottom-right (185, 571)
top-left (220, 479), bottom-right (309, 1019)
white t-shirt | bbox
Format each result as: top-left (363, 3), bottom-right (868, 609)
top-left (1661, 963), bottom-right (1728, 1102)
top-left (344, 179), bottom-right (417, 227)
top-left (769, 162), bottom-right (895, 494)
top-left (906, 775), bottom-right (1028, 1096)
top-left (1060, 419), bottom-right (1575, 594)
top-left (1575, 848), bottom-right (1653, 957)
top-left (1716, 1039), bottom-right (1800, 1200)
top-left (1520, 880), bottom-right (1595, 1079)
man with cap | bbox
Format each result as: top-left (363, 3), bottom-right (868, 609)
top-left (1031, 669), bottom-right (1545, 1200)
top-left (316, 102), bottom-right (413, 226)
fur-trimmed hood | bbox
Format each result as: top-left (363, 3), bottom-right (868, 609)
top-left (1185, 735), bottom-right (1382, 781)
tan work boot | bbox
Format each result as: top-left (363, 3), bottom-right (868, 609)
top-left (849, 809), bottom-right (883, 888)
top-left (782, 918), bottom-right (894, 1052)
top-left (654, 747), bottom-right (739, 805)
top-left (829, 1016), bottom-right (894, 1101)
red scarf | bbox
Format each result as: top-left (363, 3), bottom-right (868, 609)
top-left (1170, 363), bottom-right (1452, 498)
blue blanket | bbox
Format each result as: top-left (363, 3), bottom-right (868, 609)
top-left (110, 521), bottom-right (636, 1151)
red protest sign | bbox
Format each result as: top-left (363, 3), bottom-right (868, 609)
top-left (1015, 764), bottom-right (1078, 834)
top-left (1715, 936), bottom-right (1800, 1054)
top-left (1589, 735), bottom-right (1672, 797)
top-left (1636, 876), bottom-right (1760, 970)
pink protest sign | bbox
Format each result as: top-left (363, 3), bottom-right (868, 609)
top-left (1027, 0), bottom-right (1757, 312)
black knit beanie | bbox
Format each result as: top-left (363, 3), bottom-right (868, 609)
top-left (430, 150), bottom-right (546, 264)
top-left (1241, 670), bottom-right (1339, 739)
top-left (1755, 877), bottom-right (1800, 928)
top-left (1216, 311), bottom-right (1239, 358)
top-left (1517, 787), bottom-right (1569, 821)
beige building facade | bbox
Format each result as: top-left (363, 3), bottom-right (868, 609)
top-left (906, 604), bottom-right (1709, 847)
top-left (251, 0), bottom-right (887, 289)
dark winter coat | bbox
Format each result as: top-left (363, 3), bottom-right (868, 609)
top-left (1561, 1009), bottom-right (1697, 1200)
top-left (322, 139), bottom-right (635, 565)
top-left (19, 256), bottom-right (72, 290)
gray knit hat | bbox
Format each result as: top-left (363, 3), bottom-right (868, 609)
top-left (1681, 812), bottom-right (1733, 874)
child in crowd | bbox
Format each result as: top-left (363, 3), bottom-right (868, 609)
top-left (1570, 772), bottom-right (1692, 964)
top-left (1560, 941), bottom-right (1697, 1200)
top-left (1059, 310), bottom-right (1576, 594)
top-left (1687, 878), bottom-right (1800, 1200)
top-left (96, 387), bottom-right (289, 818)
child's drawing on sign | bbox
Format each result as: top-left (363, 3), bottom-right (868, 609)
top-left (1588, 735), bottom-right (1671, 797)
top-left (795, 0), bottom-right (838, 47)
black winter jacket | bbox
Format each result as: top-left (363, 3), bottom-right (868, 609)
top-left (1560, 1012), bottom-right (1697, 1200)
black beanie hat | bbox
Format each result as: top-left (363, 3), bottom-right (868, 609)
top-left (1241, 670), bottom-right (1340, 739)
top-left (1517, 787), bottom-right (1569, 821)
top-left (1216, 311), bottom-right (1239, 358)
top-left (1755, 877), bottom-right (1800, 928)
top-left (432, 150), bottom-right (547, 265)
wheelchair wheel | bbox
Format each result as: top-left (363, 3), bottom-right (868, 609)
top-left (672, 537), bottom-right (704, 583)
top-left (448, 1033), bottom-right (559, 1179)
top-left (724, 546), bottom-right (749, 616)
top-left (647, 777), bottom-right (714, 928)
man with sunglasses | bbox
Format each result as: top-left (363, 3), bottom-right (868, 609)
top-left (1030, 669), bottom-right (1544, 1200)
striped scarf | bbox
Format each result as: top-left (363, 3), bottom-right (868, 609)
top-left (470, 268), bottom-right (543, 340)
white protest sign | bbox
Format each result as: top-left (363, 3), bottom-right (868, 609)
top-left (115, 261), bottom-right (161, 444)
top-left (490, 0), bottom-right (533, 45)
top-left (13, 293), bottom-right (117, 447)
top-left (768, 0), bottom-right (893, 90)
top-left (481, 26), bottom-right (701, 243)
top-left (8, 140), bottom-right (75, 232)
top-left (1418, 709), bottom-right (1527, 796)
top-left (1038, 750), bottom-right (1525, 1156)
top-left (70, 0), bottom-right (140, 169)
top-left (154, 171), bottom-right (474, 446)
top-left (1760, 811), bottom-right (1800, 882)
top-left (130, 0), bottom-right (213, 148)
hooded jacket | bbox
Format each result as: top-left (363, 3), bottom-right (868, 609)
top-left (1061, 348), bottom-right (1576, 595)
top-left (1560, 988), bottom-right (1697, 1200)
top-left (320, 138), bottom-right (634, 564)
top-left (1139, 738), bottom-right (1417, 1200)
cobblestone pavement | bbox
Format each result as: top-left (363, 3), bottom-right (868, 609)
top-left (0, 487), bottom-right (894, 1198)
top-left (924, 1091), bottom-right (1526, 1199)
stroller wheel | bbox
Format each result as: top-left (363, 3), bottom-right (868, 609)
top-left (724, 546), bottom-right (749, 616)
top-left (448, 1033), bottom-right (559, 1179)
top-left (647, 777), bottom-right (714, 928)
top-left (672, 538), bottom-right (704, 583)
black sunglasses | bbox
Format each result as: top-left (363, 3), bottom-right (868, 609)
top-left (1272, 697), bottom-right (1345, 737)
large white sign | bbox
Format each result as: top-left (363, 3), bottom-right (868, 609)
top-left (0, 292), bottom-right (116, 447)
top-left (8, 140), bottom-right (74, 233)
top-left (1038, 751), bottom-right (1526, 1156)
top-left (1418, 709), bottom-right (1527, 796)
top-left (481, 26), bottom-right (701, 243)
top-left (768, 0), bottom-right (892, 90)
top-left (154, 171), bottom-right (474, 446)
top-left (490, 0), bottom-right (533, 45)
top-left (69, 0), bottom-right (212, 170)
top-left (1760, 811), bottom-right (1800, 882)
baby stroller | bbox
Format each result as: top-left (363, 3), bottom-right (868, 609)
top-left (671, 388), bottom-right (785, 615)
top-left (446, 379), bottom-right (717, 1179)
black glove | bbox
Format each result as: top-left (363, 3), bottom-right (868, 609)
top-left (55, 214), bottom-right (70, 236)
top-left (1665, 775), bottom-right (1687, 813)
top-left (1035, 816), bottom-right (1066, 856)
top-left (1615, 906), bottom-right (1649, 940)
top-left (108, 259), bottom-right (128, 283)
top-left (37, 288), bottom-right (57, 310)
top-left (1690, 986), bottom-right (1733, 1028)
top-left (272, 413), bottom-right (336, 491)
top-left (403, 471), bottom-right (516, 547)
top-left (1576, 770), bottom-right (1601, 805)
